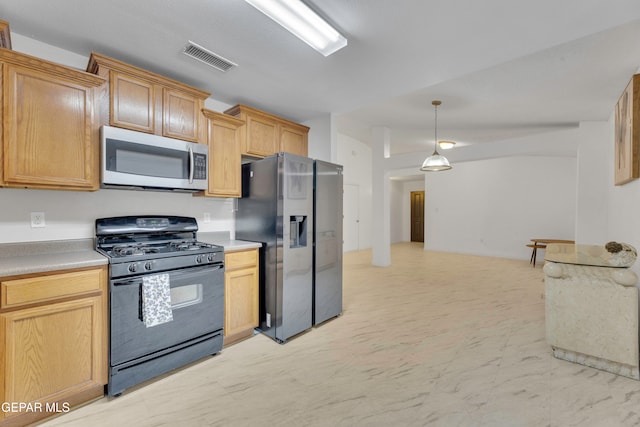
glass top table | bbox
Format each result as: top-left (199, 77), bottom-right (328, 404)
top-left (544, 243), bottom-right (636, 268)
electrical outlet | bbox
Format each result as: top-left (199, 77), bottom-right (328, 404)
top-left (203, 213), bottom-right (211, 223)
top-left (30, 212), bottom-right (46, 228)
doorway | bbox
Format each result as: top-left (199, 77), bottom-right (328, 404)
top-left (410, 190), bottom-right (425, 242)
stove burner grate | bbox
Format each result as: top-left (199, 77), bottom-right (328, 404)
top-left (169, 241), bottom-right (209, 251)
top-left (112, 244), bottom-right (161, 257)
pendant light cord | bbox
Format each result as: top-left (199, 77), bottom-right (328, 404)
top-left (433, 101), bottom-right (440, 155)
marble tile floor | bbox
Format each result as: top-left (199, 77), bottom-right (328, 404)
top-left (39, 243), bottom-right (640, 427)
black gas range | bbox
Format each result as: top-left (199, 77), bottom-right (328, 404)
top-left (95, 216), bottom-right (225, 397)
top-left (96, 216), bottom-right (224, 277)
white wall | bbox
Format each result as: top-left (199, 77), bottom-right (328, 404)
top-left (602, 119), bottom-right (640, 277)
top-left (204, 97), bottom-right (233, 112)
top-left (371, 128), bottom-right (391, 265)
top-left (570, 118), bottom-right (640, 277)
top-left (423, 156), bottom-right (577, 259)
top-left (11, 33), bottom-right (88, 70)
top-left (574, 121), bottom-right (612, 244)
top-left (578, 96), bottom-right (640, 278)
top-left (0, 34), bottom-right (236, 244)
top-left (0, 189), bottom-right (234, 244)
top-left (390, 180), bottom-right (404, 243)
top-left (609, 178), bottom-right (640, 277)
top-left (305, 114), bottom-right (334, 163)
top-left (336, 133), bottom-right (372, 250)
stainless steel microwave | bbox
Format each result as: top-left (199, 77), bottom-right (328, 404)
top-left (101, 125), bottom-right (208, 192)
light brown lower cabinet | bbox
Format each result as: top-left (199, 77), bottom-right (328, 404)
top-left (0, 266), bottom-right (107, 427)
top-left (224, 249), bottom-right (259, 346)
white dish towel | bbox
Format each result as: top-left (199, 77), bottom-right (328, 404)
top-left (142, 273), bottom-right (174, 328)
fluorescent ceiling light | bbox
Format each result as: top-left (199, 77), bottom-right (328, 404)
top-left (245, 0), bottom-right (347, 56)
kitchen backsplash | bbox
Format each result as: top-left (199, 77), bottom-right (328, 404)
top-left (0, 187), bottom-right (235, 244)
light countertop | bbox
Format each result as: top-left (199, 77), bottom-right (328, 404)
top-left (0, 233), bottom-right (261, 277)
top-left (0, 239), bottom-right (107, 277)
top-left (198, 232), bottom-right (262, 252)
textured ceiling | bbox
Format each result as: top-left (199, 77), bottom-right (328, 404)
top-left (2, 0), bottom-right (640, 155)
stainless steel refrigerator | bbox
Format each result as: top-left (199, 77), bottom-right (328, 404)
top-left (313, 160), bottom-right (343, 325)
top-left (236, 153), bottom-right (315, 343)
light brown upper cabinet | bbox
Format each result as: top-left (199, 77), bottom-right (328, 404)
top-left (0, 19), bottom-right (11, 49)
top-left (87, 52), bottom-right (210, 143)
top-left (280, 121), bottom-right (309, 157)
top-left (198, 109), bottom-right (245, 198)
top-left (225, 104), bottom-right (309, 158)
top-left (0, 48), bottom-right (104, 191)
top-left (109, 71), bottom-right (155, 133)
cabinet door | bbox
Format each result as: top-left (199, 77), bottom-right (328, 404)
top-left (224, 249), bottom-right (259, 345)
top-left (110, 70), bottom-right (155, 133)
top-left (0, 63), bottom-right (4, 186)
top-left (280, 123), bottom-right (308, 157)
top-left (0, 296), bottom-right (105, 419)
top-left (3, 64), bottom-right (98, 190)
top-left (245, 114), bottom-right (278, 157)
top-left (224, 267), bottom-right (259, 342)
top-left (163, 88), bottom-right (201, 142)
top-left (206, 115), bottom-right (243, 197)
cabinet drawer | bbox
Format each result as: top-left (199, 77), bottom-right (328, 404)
top-left (1, 269), bottom-right (103, 309)
top-left (225, 249), bottom-right (258, 271)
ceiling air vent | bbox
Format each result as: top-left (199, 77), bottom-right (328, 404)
top-left (183, 41), bottom-right (237, 72)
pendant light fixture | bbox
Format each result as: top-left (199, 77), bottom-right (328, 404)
top-left (420, 100), bottom-right (452, 172)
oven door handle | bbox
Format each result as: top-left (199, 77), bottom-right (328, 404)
top-left (112, 264), bottom-right (224, 287)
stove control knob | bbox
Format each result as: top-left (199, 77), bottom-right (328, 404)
top-left (144, 262), bottom-right (153, 271)
top-left (196, 255), bottom-right (203, 264)
top-left (128, 263), bottom-right (138, 273)
top-left (207, 253), bottom-right (214, 262)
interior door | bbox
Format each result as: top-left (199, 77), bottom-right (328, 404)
top-left (343, 184), bottom-right (359, 252)
top-left (410, 190), bottom-right (425, 242)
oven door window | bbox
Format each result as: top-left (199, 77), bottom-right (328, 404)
top-left (170, 283), bottom-right (203, 309)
